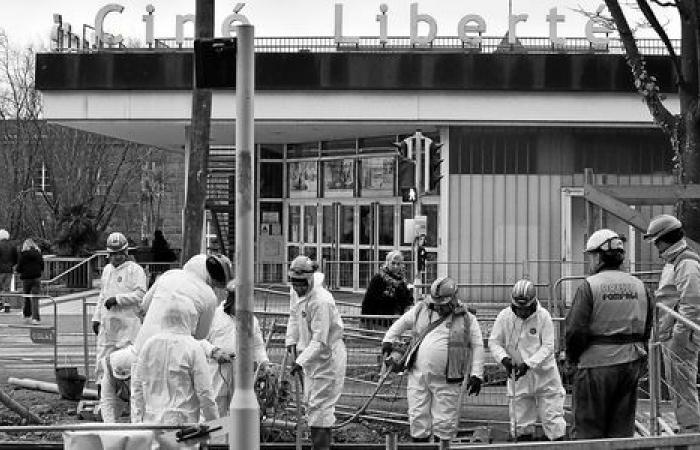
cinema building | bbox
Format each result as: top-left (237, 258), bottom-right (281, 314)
top-left (36, 34), bottom-right (677, 299)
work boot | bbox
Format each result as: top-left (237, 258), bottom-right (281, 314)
top-left (310, 427), bottom-right (331, 450)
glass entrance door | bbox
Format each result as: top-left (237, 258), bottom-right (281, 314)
top-left (287, 203), bottom-right (318, 262)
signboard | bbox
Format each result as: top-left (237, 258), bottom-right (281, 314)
top-left (401, 187), bottom-right (417, 203)
top-left (403, 218), bottom-right (415, 244)
top-left (414, 215), bottom-right (427, 237)
top-left (259, 235), bottom-right (285, 263)
top-left (30, 327), bottom-right (56, 345)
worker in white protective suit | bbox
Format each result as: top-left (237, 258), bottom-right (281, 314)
top-left (207, 284), bottom-right (271, 417)
top-left (285, 255), bottom-right (346, 450)
top-left (91, 232), bottom-right (147, 423)
top-left (131, 305), bottom-right (219, 425)
top-left (130, 253), bottom-right (233, 423)
top-left (382, 276), bottom-right (485, 443)
top-left (489, 279), bottom-right (567, 441)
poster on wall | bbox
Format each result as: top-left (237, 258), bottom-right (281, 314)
top-left (324, 159), bottom-right (354, 197)
top-left (289, 161), bottom-right (317, 198)
top-left (361, 157), bottom-right (394, 196)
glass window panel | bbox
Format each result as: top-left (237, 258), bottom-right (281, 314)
top-left (423, 204), bottom-right (439, 248)
top-left (400, 205), bottom-right (412, 244)
top-left (287, 246), bottom-right (299, 262)
top-left (359, 135), bottom-right (397, 154)
top-left (304, 206), bottom-right (317, 244)
top-left (359, 249), bottom-right (374, 288)
top-left (260, 144), bottom-right (284, 159)
top-left (340, 205), bottom-right (354, 244)
top-left (321, 139), bottom-right (356, 157)
top-left (304, 247), bottom-right (317, 261)
top-left (359, 205), bottom-right (372, 245)
top-left (289, 161), bottom-right (318, 198)
top-left (378, 205), bottom-right (395, 246)
top-left (260, 162), bottom-right (283, 198)
top-left (338, 248), bottom-right (354, 288)
top-left (288, 205), bottom-right (300, 243)
top-left (361, 157), bottom-right (395, 197)
top-left (323, 159), bottom-right (354, 198)
top-left (322, 205), bottom-right (335, 243)
top-left (287, 142), bottom-right (319, 159)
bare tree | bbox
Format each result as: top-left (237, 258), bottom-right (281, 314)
top-left (599, 1), bottom-right (700, 236)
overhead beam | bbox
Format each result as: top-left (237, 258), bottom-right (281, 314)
top-left (583, 183), bottom-right (651, 232)
top-left (596, 184), bottom-right (700, 205)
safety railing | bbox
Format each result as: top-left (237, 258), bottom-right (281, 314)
top-left (42, 254), bottom-right (101, 295)
top-left (647, 303), bottom-right (700, 437)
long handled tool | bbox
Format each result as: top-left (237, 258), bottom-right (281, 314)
top-left (292, 348), bottom-right (303, 450)
top-left (332, 361), bottom-right (394, 429)
top-left (508, 372), bottom-right (518, 442)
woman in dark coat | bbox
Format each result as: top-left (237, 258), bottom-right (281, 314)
top-left (361, 250), bottom-right (413, 329)
top-left (16, 238), bottom-right (44, 324)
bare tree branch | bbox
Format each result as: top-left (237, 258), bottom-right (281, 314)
top-left (650, 0), bottom-right (677, 7)
top-left (636, 0), bottom-right (684, 84)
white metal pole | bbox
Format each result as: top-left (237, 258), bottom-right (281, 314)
top-left (230, 23), bottom-right (260, 450)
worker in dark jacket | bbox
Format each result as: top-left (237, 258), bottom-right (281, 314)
top-left (0, 229), bottom-right (18, 311)
top-left (16, 239), bottom-right (44, 324)
top-left (361, 250), bottom-right (413, 329)
top-left (565, 228), bottom-right (652, 439)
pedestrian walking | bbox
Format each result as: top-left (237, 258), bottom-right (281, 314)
top-left (644, 214), bottom-right (700, 433)
top-left (16, 238), bottom-right (44, 324)
top-left (285, 255), bottom-right (346, 450)
top-left (91, 232), bottom-right (148, 423)
top-left (489, 279), bottom-right (567, 441)
top-left (565, 229), bottom-right (652, 439)
top-left (0, 229), bottom-right (18, 311)
top-left (382, 276), bottom-right (484, 443)
top-left (361, 250), bottom-right (413, 329)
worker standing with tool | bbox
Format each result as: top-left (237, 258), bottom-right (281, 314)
top-left (489, 279), bottom-right (566, 441)
top-left (285, 255), bottom-right (346, 450)
top-left (382, 276), bottom-right (484, 443)
top-left (566, 229), bottom-right (652, 439)
top-left (91, 232), bottom-right (147, 423)
top-left (644, 214), bottom-right (700, 433)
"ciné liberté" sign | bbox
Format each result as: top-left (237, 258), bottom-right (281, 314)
top-left (53, 2), bottom-right (613, 49)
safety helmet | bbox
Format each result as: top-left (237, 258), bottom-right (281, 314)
top-left (106, 232), bottom-right (128, 253)
top-left (288, 255), bottom-right (317, 281)
top-left (428, 276), bottom-right (458, 305)
top-left (511, 279), bottom-right (537, 307)
top-left (643, 214), bottom-right (682, 243)
top-left (206, 254), bottom-right (233, 286)
top-left (585, 229), bottom-right (625, 253)
top-left (0, 229), bottom-right (8, 241)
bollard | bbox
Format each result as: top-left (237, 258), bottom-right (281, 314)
top-left (385, 432), bottom-right (398, 450)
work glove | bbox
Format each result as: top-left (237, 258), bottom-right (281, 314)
top-left (514, 363), bottom-right (529, 381)
top-left (104, 297), bottom-right (118, 310)
top-left (91, 321), bottom-right (100, 336)
top-left (501, 357), bottom-right (514, 377)
top-left (381, 342), bottom-right (393, 357)
top-left (211, 348), bottom-right (234, 363)
top-left (466, 375), bottom-right (482, 396)
top-left (290, 363), bottom-right (303, 378)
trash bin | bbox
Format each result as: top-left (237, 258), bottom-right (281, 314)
top-left (56, 367), bottom-right (86, 400)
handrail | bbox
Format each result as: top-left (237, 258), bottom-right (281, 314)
top-left (42, 254), bottom-right (100, 285)
top-left (656, 302), bottom-right (700, 334)
top-left (0, 423), bottom-right (195, 432)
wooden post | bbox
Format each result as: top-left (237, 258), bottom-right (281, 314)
top-left (181, 0), bottom-right (214, 262)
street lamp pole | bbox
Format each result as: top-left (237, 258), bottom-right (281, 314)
top-left (230, 23), bottom-right (260, 450)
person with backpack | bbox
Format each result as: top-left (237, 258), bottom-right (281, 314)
top-left (566, 229), bottom-right (652, 438)
top-left (381, 276), bottom-right (484, 443)
top-left (644, 214), bottom-right (700, 433)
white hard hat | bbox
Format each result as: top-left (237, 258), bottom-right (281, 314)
top-left (585, 229), bottom-right (625, 253)
top-left (644, 214), bottom-right (682, 242)
top-left (511, 279), bottom-right (537, 307)
top-left (288, 255), bottom-right (317, 281)
top-left (428, 276), bottom-right (458, 305)
top-left (0, 229), bottom-right (8, 240)
top-left (106, 232), bottom-right (128, 253)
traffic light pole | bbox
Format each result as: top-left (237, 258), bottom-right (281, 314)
top-left (230, 24), bottom-right (260, 450)
top-left (413, 130), bottom-right (423, 301)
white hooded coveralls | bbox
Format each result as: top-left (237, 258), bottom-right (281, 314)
top-left (285, 273), bottom-right (347, 428)
top-left (92, 260), bottom-right (146, 423)
top-left (206, 304), bottom-right (269, 416)
top-left (383, 302), bottom-right (485, 440)
top-left (489, 304), bottom-right (567, 440)
top-left (131, 307), bottom-right (218, 425)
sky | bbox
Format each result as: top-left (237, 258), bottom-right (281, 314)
top-left (0, 0), bottom-right (682, 49)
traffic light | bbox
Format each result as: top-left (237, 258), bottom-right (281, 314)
top-left (392, 139), bottom-right (410, 161)
top-left (427, 139), bottom-right (444, 193)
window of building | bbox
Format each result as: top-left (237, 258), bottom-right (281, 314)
top-left (288, 161), bottom-right (318, 198)
top-left (287, 142), bottom-right (319, 159)
top-left (359, 157), bottom-right (395, 197)
top-left (259, 162), bottom-right (283, 198)
top-left (259, 144), bottom-right (284, 159)
top-left (323, 159), bottom-right (355, 197)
